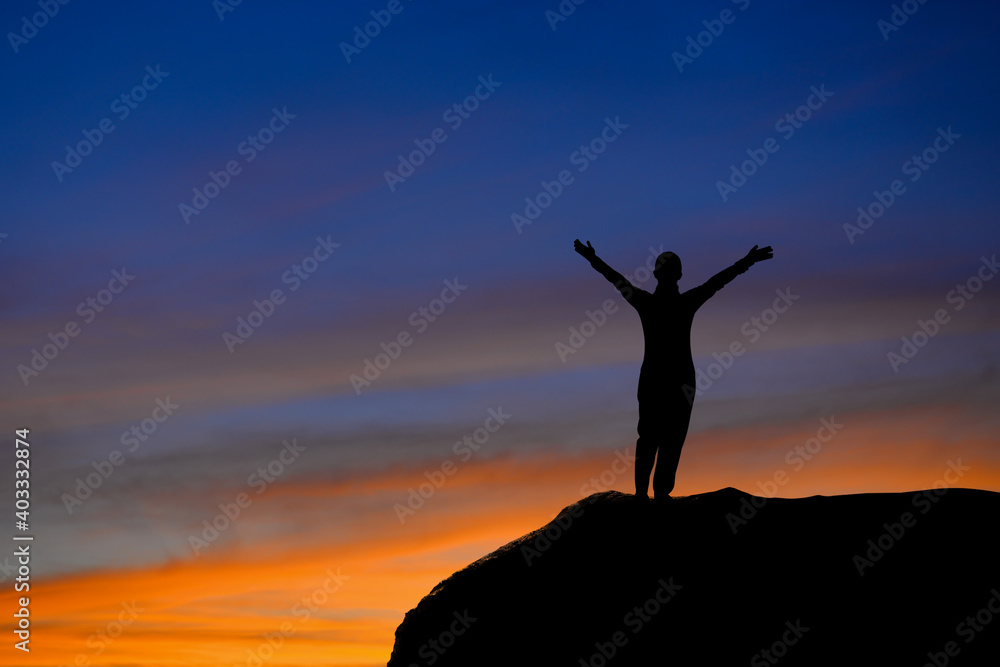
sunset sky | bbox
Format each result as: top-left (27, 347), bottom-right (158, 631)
top-left (2, 1), bottom-right (1000, 665)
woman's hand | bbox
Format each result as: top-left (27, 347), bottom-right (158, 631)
top-left (744, 244), bottom-right (773, 264)
top-left (574, 239), bottom-right (596, 259)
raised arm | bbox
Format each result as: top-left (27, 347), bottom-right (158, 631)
top-left (574, 239), bottom-right (640, 303)
top-left (695, 245), bottom-right (773, 306)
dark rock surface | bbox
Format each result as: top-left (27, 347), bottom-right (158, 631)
top-left (388, 486), bottom-right (999, 666)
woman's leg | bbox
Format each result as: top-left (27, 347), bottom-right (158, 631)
top-left (634, 434), bottom-right (657, 499)
top-left (651, 386), bottom-right (694, 498)
top-left (634, 393), bottom-right (658, 498)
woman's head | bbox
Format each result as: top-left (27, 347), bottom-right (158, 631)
top-left (654, 251), bottom-right (682, 283)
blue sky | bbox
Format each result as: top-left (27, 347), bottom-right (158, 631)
top-left (2, 0), bottom-right (1000, 636)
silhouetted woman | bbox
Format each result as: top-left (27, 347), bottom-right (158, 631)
top-left (574, 240), bottom-right (773, 499)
